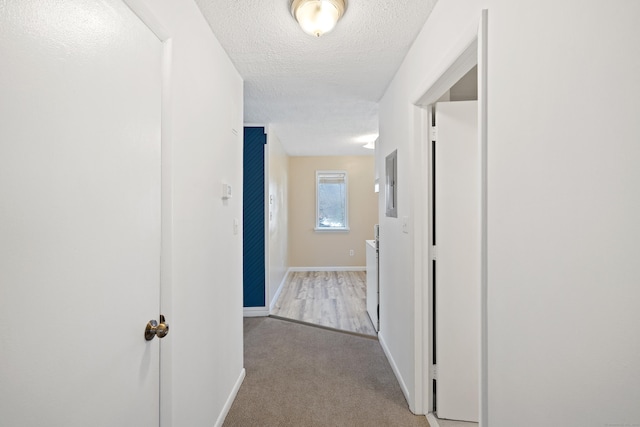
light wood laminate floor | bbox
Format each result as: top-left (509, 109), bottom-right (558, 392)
top-left (271, 271), bottom-right (377, 336)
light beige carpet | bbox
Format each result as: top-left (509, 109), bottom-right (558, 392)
top-left (223, 317), bottom-right (430, 427)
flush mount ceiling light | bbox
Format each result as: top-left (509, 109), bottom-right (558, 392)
top-left (291, 0), bottom-right (347, 37)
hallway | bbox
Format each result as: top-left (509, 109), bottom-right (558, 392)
top-left (224, 317), bottom-right (427, 426)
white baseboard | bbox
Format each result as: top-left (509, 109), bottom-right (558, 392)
top-left (243, 307), bottom-right (269, 317)
top-left (378, 331), bottom-right (412, 410)
top-left (288, 266), bottom-right (366, 272)
top-left (270, 269), bottom-right (291, 311)
top-left (214, 368), bottom-right (246, 427)
top-left (426, 413), bottom-right (440, 427)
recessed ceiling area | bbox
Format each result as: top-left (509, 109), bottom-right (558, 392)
top-left (194, 0), bottom-right (438, 156)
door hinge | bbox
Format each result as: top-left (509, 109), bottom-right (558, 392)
top-left (431, 126), bottom-right (437, 142)
top-left (431, 245), bottom-right (437, 260)
top-left (430, 364), bottom-right (438, 380)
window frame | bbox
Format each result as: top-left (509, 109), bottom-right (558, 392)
top-left (315, 170), bottom-right (350, 232)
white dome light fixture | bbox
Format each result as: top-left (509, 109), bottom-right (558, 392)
top-left (291, 0), bottom-right (347, 38)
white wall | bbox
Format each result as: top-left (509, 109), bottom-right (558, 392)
top-left (449, 66), bottom-right (477, 101)
top-left (379, 0), bottom-right (640, 425)
top-left (142, 1), bottom-right (244, 425)
top-left (377, 0), bottom-right (483, 412)
top-left (486, 1), bottom-right (640, 424)
top-left (267, 128), bottom-right (289, 308)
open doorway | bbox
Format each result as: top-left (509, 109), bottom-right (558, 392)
top-left (268, 155), bottom-right (379, 337)
top-left (413, 11), bottom-right (488, 427)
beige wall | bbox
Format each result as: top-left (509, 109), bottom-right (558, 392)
top-left (267, 128), bottom-right (289, 307)
top-left (289, 156), bottom-right (378, 267)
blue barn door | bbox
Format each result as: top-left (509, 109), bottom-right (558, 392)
top-left (243, 127), bottom-right (266, 307)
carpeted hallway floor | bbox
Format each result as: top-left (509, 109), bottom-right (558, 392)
top-left (224, 317), bottom-right (430, 427)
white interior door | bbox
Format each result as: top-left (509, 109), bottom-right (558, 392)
top-left (435, 101), bottom-right (480, 422)
top-left (366, 240), bottom-right (379, 331)
top-left (0, 1), bottom-right (163, 425)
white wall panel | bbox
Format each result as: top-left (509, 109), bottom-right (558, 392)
top-left (379, 0), bottom-right (640, 424)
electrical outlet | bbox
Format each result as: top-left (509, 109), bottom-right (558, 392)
top-left (349, 249), bottom-right (354, 256)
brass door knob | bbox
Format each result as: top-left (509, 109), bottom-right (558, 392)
top-left (145, 315), bottom-right (170, 341)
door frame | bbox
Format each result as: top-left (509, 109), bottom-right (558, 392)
top-left (120, 1), bottom-right (174, 425)
top-left (411, 10), bottom-right (488, 425)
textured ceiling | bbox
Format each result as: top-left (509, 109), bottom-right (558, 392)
top-left (194, 0), bottom-right (438, 156)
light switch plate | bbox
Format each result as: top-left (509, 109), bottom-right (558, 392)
top-left (222, 183), bottom-right (232, 199)
top-left (402, 216), bottom-right (409, 234)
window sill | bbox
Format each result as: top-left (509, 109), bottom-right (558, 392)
top-left (314, 227), bottom-right (350, 233)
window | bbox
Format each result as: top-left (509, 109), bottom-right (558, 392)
top-left (316, 170), bottom-right (349, 231)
